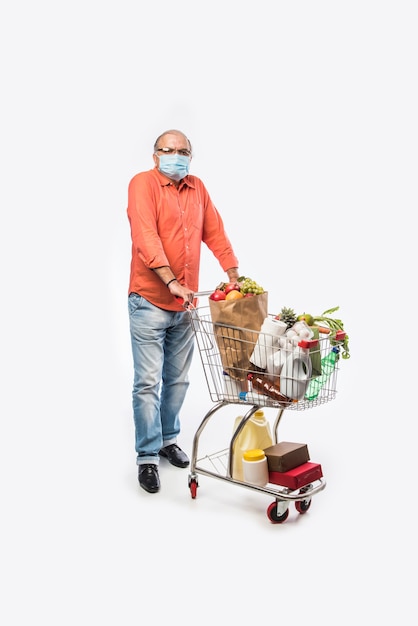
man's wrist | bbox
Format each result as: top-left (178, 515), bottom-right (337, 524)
top-left (166, 278), bottom-right (177, 287)
top-left (227, 268), bottom-right (240, 281)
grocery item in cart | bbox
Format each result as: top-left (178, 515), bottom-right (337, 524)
top-left (248, 373), bottom-right (292, 405)
top-left (265, 348), bottom-right (286, 378)
top-left (305, 346), bottom-right (339, 401)
top-left (208, 291), bottom-right (268, 381)
top-left (232, 409), bottom-right (273, 481)
top-left (273, 319), bottom-right (322, 378)
top-left (264, 442), bottom-right (310, 473)
top-left (242, 449), bottom-right (269, 486)
top-left (268, 462), bottom-right (323, 490)
top-left (249, 316), bottom-right (287, 370)
top-left (279, 346), bottom-right (312, 400)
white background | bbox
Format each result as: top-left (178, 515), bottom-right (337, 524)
top-left (1, 1), bottom-right (416, 624)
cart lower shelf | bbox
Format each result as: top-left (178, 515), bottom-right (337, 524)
top-left (188, 448), bottom-right (326, 524)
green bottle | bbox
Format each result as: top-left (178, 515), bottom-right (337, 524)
top-left (305, 347), bottom-right (339, 401)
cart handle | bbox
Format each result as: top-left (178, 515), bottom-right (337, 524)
top-left (194, 291), bottom-right (213, 298)
top-left (177, 291), bottom-right (213, 309)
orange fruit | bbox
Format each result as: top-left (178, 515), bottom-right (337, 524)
top-left (225, 289), bottom-right (244, 300)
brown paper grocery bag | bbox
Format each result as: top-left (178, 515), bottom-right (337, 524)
top-left (209, 292), bottom-right (268, 381)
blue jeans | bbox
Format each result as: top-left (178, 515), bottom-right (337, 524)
top-left (128, 293), bottom-right (195, 466)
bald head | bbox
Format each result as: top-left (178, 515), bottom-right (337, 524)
top-left (153, 130), bottom-right (192, 154)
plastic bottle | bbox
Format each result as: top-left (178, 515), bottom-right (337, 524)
top-left (232, 410), bottom-right (273, 481)
top-left (249, 316), bottom-right (287, 370)
top-left (280, 344), bottom-right (313, 400)
top-left (305, 347), bottom-right (339, 401)
top-left (266, 348), bottom-right (286, 379)
top-left (248, 374), bottom-right (292, 405)
top-left (242, 449), bottom-right (269, 486)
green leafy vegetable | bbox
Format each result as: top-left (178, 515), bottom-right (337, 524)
top-left (313, 306), bottom-right (350, 359)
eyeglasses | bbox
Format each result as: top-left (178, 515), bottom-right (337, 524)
top-left (155, 147), bottom-right (192, 157)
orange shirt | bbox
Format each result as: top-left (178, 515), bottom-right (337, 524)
top-left (127, 167), bottom-right (239, 311)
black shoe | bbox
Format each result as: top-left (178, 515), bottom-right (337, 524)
top-left (159, 444), bottom-right (189, 468)
top-left (138, 464), bottom-right (160, 493)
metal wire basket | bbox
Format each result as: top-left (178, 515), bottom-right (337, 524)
top-left (189, 305), bottom-right (340, 411)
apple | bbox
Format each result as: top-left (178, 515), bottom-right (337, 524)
top-left (297, 313), bottom-right (314, 326)
top-left (224, 282), bottom-right (241, 295)
top-left (209, 289), bottom-right (226, 301)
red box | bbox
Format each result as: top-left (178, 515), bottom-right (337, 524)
top-left (268, 462), bottom-right (323, 490)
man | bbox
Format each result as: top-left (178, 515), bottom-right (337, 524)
top-left (127, 129), bottom-right (240, 493)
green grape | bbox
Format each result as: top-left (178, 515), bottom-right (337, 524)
top-left (239, 276), bottom-right (264, 295)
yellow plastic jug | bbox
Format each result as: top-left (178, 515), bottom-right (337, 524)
top-left (232, 410), bottom-right (273, 481)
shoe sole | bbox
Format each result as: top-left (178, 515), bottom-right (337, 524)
top-left (139, 482), bottom-right (160, 493)
top-left (159, 449), bottom-right (189, 468)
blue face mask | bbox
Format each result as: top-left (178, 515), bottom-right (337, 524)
top-left (158, 154), bottom-right (190, 181)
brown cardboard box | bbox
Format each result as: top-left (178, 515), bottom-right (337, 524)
top-left (264, 442), bottom-right (310, 472)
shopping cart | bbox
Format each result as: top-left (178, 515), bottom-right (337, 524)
top-left (186, 292), bottom-right (345, 524)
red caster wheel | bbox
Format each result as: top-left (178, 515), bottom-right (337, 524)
top-left (188, 476), bottom-right (198, 499)
top-left (267, 501), bottom-right (289, 524)
top-left (295, 498), bottom-right (312, 514)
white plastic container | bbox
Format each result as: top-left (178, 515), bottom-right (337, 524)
top-left (249, 317), bottom-right (287, 370)
top-left (242, 449), bottom-right (269, 486)
top-left (266, 348), bottom-right (287, 379)
top-left (232, 410), bottom-right (273, 481)
top-left (280, 346), bottom-right (312, 400)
